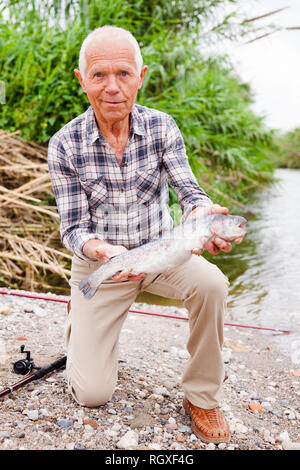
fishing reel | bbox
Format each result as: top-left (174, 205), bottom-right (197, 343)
top-left (12, 345), bottom-right (40, 375)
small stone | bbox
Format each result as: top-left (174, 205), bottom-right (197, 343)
top-left (23, 305), bottom-right (34, 313)
top-left (27, 410), bottom-right (39, 421)
top-left (248, 403), bottom-right (264, 413)
top-left (284, 409), bottom-right (296, 420)
top-left (178, 349), bottom-right (189, 359)
top-left (230, 422), bottom-right (248, 434)
top-left (276, 430), bottom-right (290, 443)
top-left (124, 407), bottom-right (133, 413)
top-left (206, 443), bottom-right (216, 450)
top-left (227, 374), bottom-right (237, 384)
top-left (108, 408), bottom-right (117, 415)
top-left (165, 423), bottom-right (177, 430)
top-left (282, 440), bottom-right (300, 450)
top-left (73, 444), bottom-right (86, 450)
top-left (0, 303), bottom-right (11, 315)
top-left (57, 418), bottom-right (73, 428)
top-left (83, 418), bottom-right (98, 429)
top-left (33, 306), bottom-right (47, 317)
top-left (117, 430), bottom-right (138, 449)
top-left (148, 443), bottom-right (161, 450)
top-left (65, 443), bottom-right (75, 450)
top-left (84, 424), bottom-right (95, 432)
top-left (218, 443), bottom-right (227, 450)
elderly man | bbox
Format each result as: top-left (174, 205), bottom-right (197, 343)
top-left (48, 25), bottom-right (244, 444)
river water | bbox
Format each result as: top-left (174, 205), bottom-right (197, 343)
top-left (212, 169), bottom-right (300, 363)
top-left (222, 169), bottom-right (300, 328)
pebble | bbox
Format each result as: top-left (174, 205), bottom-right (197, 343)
top-left (0, 303), bottom-right (11, 315)
top-left (230, 421), bottom-right (248, 434)
top-left (32, 306), bottom-right (47, 317)
top-left (206, 443), bottom-right (216, 450)
top-left (74, 444), bottom-right (86, 450)
top-left (27, 410), bottom-right (39, 421)
top-left (108, 408), bottom-right (117, 415)
top-left (117, 430), bottom-right (139, 449)
top-left (282, 440), bottom-right (300, 450)
top-left (57, 419), bottom-right (73, 428)
top-left (218, 443), bottom-right (227, 450)
top-left (178, 349), bottom-right (189, 359)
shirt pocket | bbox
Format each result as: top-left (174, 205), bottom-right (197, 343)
top-left (135, 160), bottom-right (161, 204)
top-left (80, 175), bottom-right (108, 209)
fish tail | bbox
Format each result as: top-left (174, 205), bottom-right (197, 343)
top-left (79, 269), bottom-right (107, 300)
top-left (79, 276), bottom-right (98, 300)
top-left (79, 259), bottom-right (121, 299)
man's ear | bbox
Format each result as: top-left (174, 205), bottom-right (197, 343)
top-left (74, 69), bottom-right (87, 93)
top-left (138, 65), bottom-right (148, 90)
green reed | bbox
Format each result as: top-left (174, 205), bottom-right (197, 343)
top-left (0, 0), bottom-right (277, 211)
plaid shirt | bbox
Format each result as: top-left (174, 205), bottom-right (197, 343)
top-left (48, 104), bottom-right (212, 261)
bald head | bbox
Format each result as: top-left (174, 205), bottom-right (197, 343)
top-left (79, 26), bottom-right (143, 79)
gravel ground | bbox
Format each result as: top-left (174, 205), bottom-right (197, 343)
top-left (0, 290), bottom-right (299, 451)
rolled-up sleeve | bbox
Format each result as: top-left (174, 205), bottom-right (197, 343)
top-left (47, 135), bottom-right (103, 261)
top-left (162, 116), bottom-right (212, 221)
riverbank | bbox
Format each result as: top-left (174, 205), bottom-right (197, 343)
top-left (0, 290), bottom-right (299, 451)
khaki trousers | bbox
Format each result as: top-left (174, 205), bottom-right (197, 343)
top-left (66, 254), bottom-right (229, 409)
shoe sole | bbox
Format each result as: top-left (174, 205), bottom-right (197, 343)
top-left (183, 398), bottom-right (231, 444)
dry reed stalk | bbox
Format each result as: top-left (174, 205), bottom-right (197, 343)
top-left (0, 130), bottom-right (70, 292)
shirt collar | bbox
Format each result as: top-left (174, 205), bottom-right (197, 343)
top-left (85, 104), bottom-right (146, 145)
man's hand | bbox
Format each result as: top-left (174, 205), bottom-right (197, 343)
top-left (186, 204), bottom-right (245, 256)
top-left (83, 239), bottom-right (146, 282)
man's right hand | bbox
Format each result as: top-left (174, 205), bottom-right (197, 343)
top-left (83, 239), bottom-right (146, 282)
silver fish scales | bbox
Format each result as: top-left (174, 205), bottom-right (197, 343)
top-left (79, 214), bottom-right (247, 299)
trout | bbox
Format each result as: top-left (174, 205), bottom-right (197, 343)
top-left (79, 214), bottom-right (247, 299)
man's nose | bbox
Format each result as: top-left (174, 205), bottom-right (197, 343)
top-left (105, 75), bottom-right (120, 95)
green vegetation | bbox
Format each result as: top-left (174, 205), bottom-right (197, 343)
top-left (270, 128), bottom-right (300, 169)
top-left (0, 0), bottom-right (278, 214)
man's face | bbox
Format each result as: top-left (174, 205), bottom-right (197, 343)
top-left (74, 35), bottom-right (147, 125)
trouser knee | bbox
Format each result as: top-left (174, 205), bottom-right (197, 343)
top-left (69, 383), bottom-right (114, 408)
top-left (67, 367), bottom-right (116, 408)
top-left (190, 265), bottom-right (229, 301)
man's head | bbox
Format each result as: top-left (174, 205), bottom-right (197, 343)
top-left (74, 26), bottom-right (147, 126)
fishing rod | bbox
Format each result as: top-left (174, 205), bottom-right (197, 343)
top-left (0, 288), bottom-right (293, 334)
top-left (0, 344), bottom-right (66, 399)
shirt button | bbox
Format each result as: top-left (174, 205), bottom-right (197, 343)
top-left (120, 188), bottom-right (124, 193)
top-left (124, 162), bottom-right (128, 167)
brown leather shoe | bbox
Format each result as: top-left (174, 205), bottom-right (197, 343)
top-left (183, 397), bottom-right (230, 443)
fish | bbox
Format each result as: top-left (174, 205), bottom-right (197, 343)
top-left (79, 213), bottom-right (247, 299)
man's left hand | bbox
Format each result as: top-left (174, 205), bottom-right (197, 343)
top-left (186, 204), bottom-right (245, 256)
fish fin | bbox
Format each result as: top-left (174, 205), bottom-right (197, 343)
top-left (79, 275), bottom-right (99, 300)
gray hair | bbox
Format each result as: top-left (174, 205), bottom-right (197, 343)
top-left (78, 25), bottom-right (143, 79)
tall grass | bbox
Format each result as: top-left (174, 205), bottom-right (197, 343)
top-left (0, 0), bottom-right (276, 211)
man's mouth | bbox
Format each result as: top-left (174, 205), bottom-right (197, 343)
top-left (103, 101), bottom-right (124, 105)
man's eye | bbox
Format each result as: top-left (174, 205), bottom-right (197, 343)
top-left (94, 72), bottom-right (103, 78)
top-left (120, 71), bottom-right (128, 77)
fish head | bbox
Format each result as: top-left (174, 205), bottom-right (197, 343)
top-left (208, 214), bottom-right (247, 240)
